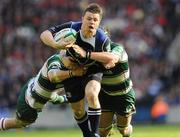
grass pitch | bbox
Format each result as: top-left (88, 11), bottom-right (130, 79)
top-left (0, 124), bottom-right (180, 137)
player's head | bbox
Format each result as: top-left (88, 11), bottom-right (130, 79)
top-left (81, 3), bottom-right (103, 38)
top-left (83, 3), bottom-right (103, 18)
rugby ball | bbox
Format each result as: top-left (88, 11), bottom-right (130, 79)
top-left (54, 28), bottom-right (77, 44)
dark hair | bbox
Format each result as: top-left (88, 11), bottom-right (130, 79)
top-left (83, 3), bottom-right (103, 18)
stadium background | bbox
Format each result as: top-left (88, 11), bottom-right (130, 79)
top-left (0, 0), bottom-right (180, 134)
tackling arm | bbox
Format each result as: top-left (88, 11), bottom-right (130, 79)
top-left (90, 51), bottom-right (119, 64)
top-left (47, 56), bottom-right (86, 82)
top-left (48, 69), bottom-right (72, 82)
top-left (72, 44), bottom-right (120, 64)
top-left (72, 44), bottom-right (117, 64)
top-left (48, 67), bottom-right (86, 82)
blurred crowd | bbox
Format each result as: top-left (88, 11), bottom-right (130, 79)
top-left (0, 0), bottom-right (180, 109)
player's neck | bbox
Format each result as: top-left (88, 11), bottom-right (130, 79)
top-left (80, 29), bottom-right (92, 39)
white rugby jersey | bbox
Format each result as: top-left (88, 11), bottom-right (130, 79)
top-left (25, 54), bottom-right (67, 109)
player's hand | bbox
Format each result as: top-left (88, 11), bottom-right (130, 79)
top-left (72, 44), bottom-right (86, 58)
top-left (103, 61), bottom-right (116, 69)
top-left (51, 95), bottom-right (68, 104)
top-left (54, 37), bottom-right (74, 49)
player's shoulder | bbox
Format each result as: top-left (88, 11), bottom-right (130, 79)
top-left (96, 28), bottom-right (109, 41)
top-left (111, 42), bottom-right (124, 49)
top-left (47, 53), bottom-right (61, 65)
top-left (71, 21), bottom-right (82, 32)
top-left (95, 28), bottom-right (110, 51)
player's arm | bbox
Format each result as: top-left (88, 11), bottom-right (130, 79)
top-left (72, 43), bottom-right (117, 64)
top-left (90, 51), bottom-right (118, 64)
top-left (72, 45), bottom-right (114, 63)
top-left (72, 38), bottom-right (115, 64)
top-left (103, 42), bottom-right (126, 69)
top-left (40, 22), bottom-right (73, 49)
top-left (47, 56), bottom-right (85, 82)
top-left (110, 42), bottom-right (127, 63)
top-left (72, 42), bottom-right (125, 68)
top-left (48, 69), bottom-right (72, 82)
top-left (40, 30), bottom-right (59, 48)
top-left (48, 67), bottom-right (86, 82)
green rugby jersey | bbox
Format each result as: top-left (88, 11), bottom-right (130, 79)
top-left (25, 54), bottom-right (67, 109)
top-left (101, 43), bottom-right (133, 96)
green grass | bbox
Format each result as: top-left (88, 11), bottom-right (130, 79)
top-left (1, 125), bottom-right (180, 137)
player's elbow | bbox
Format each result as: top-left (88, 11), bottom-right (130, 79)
top-left (40, 31), bottom-right (46, 43)
top-left (40, 30), bottom-right (50, 42)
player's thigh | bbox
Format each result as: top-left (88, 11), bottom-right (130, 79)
top-left (63, 77), bottom-right (85, 102)
top-left (84, 73), bottom-right (103, 96)
top-left (99, 111), bottom-right (114, 128)
top-left (16, 83), bottom-right (38, 123)
top-left (85, 80), bottom-right (101, 96)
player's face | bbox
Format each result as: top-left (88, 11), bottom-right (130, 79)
top-left (81, 11), bottom-right (101, 38)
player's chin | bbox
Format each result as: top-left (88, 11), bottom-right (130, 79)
top-left (88, 29), bottom-right (96, 36)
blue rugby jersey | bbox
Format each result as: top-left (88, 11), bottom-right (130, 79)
top-left (48, 21), bottom-right (111, 67)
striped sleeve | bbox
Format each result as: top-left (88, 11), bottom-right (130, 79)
top-left (111, 42), bottom-right (128, 62)
top-left (47, 54), bottom-right (63, 72)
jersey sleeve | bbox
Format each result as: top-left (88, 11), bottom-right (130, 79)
top-left (47, 55), bottom-right (63, 72)
top-left (103, 37), bottom-right (111, 52)
top-left (111, 42), bottom-right (128, 62)
top-left (48, 22), bottom-right (73, 35)
top-left (96, 28), bottom-right (111, 52)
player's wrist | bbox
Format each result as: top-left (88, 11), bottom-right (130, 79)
top-left (53, 41), bottom-right (68, 50)
top-left (86, 50), bottom-right (91, 60)
top-left (69, 70), bottom-right (73, 77)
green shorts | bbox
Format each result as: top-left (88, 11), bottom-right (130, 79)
top-left (16, 80), bottom-right (38, 123)
top-left (99, 88), bottom-right (136, 116)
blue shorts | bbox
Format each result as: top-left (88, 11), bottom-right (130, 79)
top-left (63, 73), bottom-right (103, 103)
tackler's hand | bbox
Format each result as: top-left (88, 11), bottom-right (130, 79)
top-left (72, 44), bottom-right (86, 58)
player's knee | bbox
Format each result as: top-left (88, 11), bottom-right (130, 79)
top-left (86, 81), bottom-right (100, 97)
top-left (85, 81), bottom-right (100, 107)
top-left (99, 124), bottom-right (112, 137)
top-left (86, 95), bottom-right (100, 108)
top-left (86, 92), bottom-right (98, 102)
top-left (73, 109), bottom-right (85, 118)
top-left (118, 124), bottom-right (133, 137)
